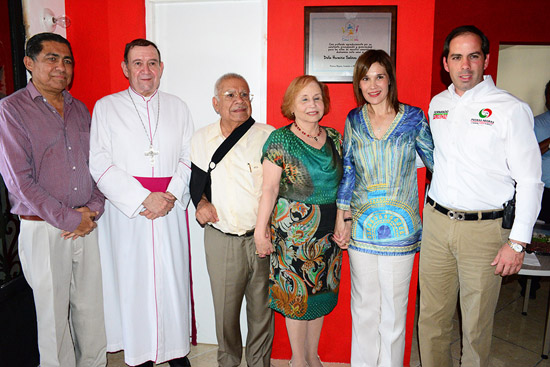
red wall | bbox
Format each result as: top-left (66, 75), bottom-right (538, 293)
top-left (0, 2), bottom-right (14, 96)
top-left (65, 0), bottom-right (146, 111)
top-left (430, 0), bottom-right (550, 97)
top-left (267, 1), bottom-right (435, 365)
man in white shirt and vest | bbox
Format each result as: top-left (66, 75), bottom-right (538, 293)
top-left (90, 39), bottom-right (194, 367)
top-left (418, 25), bottom-right (543, 367)
top-left (190, 73), bottom-right (274, 367)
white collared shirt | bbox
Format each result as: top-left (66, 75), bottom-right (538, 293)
top-left (190, 119), bottom-right (274, 235)
top-left (428, 75), bottom-right (543, 242)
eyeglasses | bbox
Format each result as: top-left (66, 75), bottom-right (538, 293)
top-left (221, 90), bottom-right (254, 102)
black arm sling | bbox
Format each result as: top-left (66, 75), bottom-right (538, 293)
top-left (190, 116), bottom-right (255, 208)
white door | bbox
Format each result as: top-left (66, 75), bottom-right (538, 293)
top-left (146, 0), bottom-right (267, 344)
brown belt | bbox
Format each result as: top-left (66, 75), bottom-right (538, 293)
top-left (20, 215), bottom-right (44, 221)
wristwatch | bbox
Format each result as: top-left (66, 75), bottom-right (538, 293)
top-left (507, 240), bottom-right (525, 253)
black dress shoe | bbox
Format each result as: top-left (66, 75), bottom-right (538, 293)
top-left (135, 362), bottom-right (154, 367)
top-left (169, 356), bottom-right (191, 367)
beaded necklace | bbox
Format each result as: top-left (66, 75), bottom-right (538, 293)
top-left (294, 122), bottom-right (322, 142)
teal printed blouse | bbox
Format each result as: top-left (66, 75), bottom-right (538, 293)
top-left (262, 125), bottom-right (343, 205)
top-left (336, 103), bottom-right (434, 256)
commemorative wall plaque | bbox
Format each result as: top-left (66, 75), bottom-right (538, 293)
top-left (305, 6), bottom-right (397, 82)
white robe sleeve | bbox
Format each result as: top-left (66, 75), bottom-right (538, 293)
top-left (90, 97), bottom-right (150, 218)
top-left (167, 102), bottom-right (194, 209)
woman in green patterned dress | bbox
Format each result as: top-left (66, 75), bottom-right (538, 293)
top-left (254, 75), bottom-right (343, 367)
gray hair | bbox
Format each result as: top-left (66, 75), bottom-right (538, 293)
top-left (213, 73), bottom-right (247, 100)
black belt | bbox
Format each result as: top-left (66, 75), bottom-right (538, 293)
top-left (427, 196), bottom-right (503, 221)
top-left (210, 225), bottom-right (255, 237)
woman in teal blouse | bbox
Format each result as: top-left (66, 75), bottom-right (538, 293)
top-left (333, 50), bottom-right (434, 366)
top-left (255, 75), bottom-right (343, 367)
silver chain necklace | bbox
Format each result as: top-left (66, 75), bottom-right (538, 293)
top-left (128, 89), bottom-right (160, 166)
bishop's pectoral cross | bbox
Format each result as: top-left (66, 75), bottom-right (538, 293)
top-left (144, 145), bottom-right (159, 166)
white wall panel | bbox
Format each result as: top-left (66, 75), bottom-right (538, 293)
top-left (497, 45), bottom-right (550, 116)
top-left (146, 0), bottom-right (267, 344)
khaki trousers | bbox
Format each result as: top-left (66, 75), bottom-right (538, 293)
top-left (18, 219), bottom-right (106, 367)
top-left (418, 204), bottom-right (509, 367)
top-left (204, 225), bottom-right (274, 367)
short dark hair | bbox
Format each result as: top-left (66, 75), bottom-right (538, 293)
top-left (25, 32), bottom-right (73, 60)
top-left (124, 39), bottom-right (161, 64)
top-left (281, 75), bottom-right (330, 120)
top-left (352, 49), bottom-right (399, 112)
top-left (443, 25), bottom-right (490, 59)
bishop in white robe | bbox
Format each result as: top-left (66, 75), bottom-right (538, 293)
top-left (89, 40), bottom-right (194, 367)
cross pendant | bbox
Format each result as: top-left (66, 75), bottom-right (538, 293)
top-left (144, 145), bottom-right (159, 166)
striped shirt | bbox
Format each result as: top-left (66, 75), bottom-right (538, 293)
top-left (0, 82), bottom-right (104, 231)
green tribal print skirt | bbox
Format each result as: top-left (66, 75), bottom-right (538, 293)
top-left (269, 197), bottom-right (342, 320)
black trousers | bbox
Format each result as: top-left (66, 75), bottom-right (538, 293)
top-left (539, 187), bottom-right (550, 223)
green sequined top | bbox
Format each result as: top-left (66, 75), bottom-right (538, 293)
top-left (262, 124), bottom-right (343, 205)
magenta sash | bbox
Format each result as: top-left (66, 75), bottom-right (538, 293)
top-left (134, 176), bottom-right (172, 192)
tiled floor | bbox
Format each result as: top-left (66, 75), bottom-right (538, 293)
top-left (408, 275), bottom-right (550, 367)
top-left (107, 275), bottom-right (550, 367)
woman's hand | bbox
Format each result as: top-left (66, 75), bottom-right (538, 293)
top-left (254, 223), bottom-right (274, 258)
top-left (333, 209), bottom-right (352, 249)
top-left (254, 160), bottom-right (282, 258)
